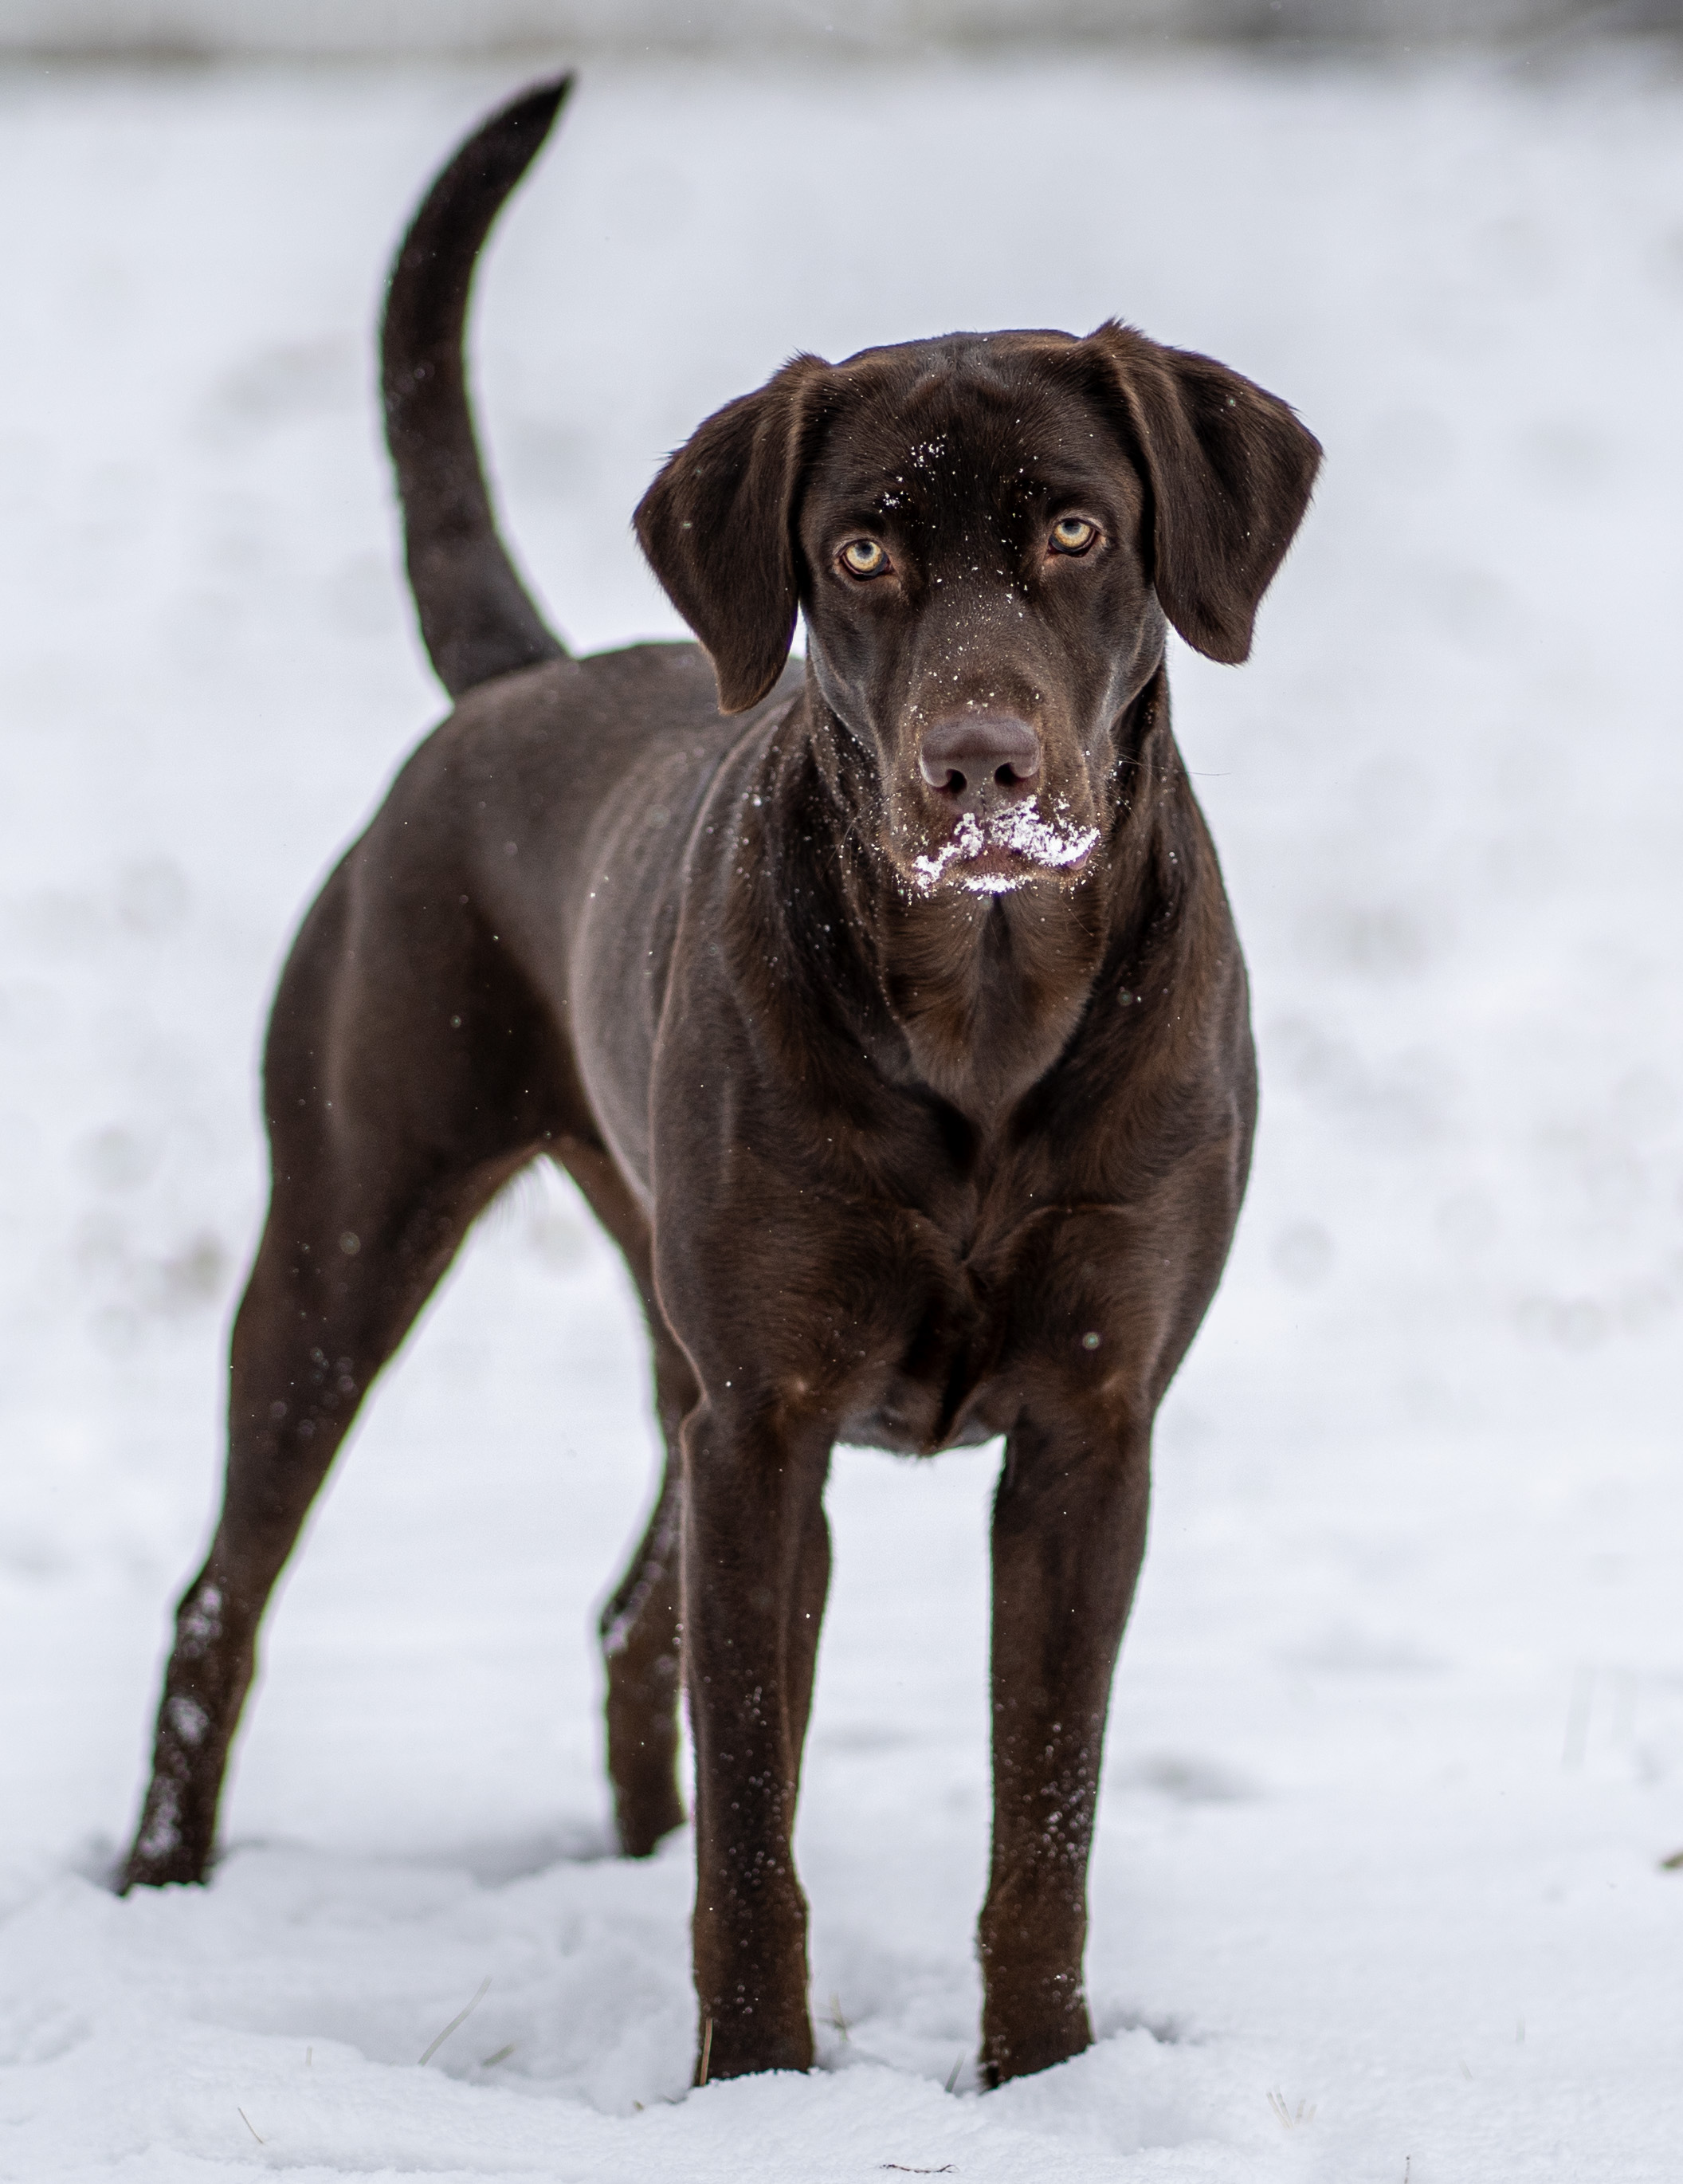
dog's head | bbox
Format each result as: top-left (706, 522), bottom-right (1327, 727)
top-left (636, 324), bottom-right (1319, 898)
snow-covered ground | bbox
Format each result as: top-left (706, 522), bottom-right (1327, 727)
top-left (2, 45), bottom-right (1681, 2184)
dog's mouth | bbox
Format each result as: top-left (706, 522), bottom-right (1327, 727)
top-left (910, 798), bottom-right (1099, 896)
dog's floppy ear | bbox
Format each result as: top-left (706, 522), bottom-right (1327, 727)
top-left (1080, 321), bottom-right (1321, 666)
top-left (634, 355), bottom-right (830, 715)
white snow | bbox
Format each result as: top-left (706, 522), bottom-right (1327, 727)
top-left (912, 801), bottom-right (1100, 893)
top-left (3, 45), bottom-right (1682, 2184)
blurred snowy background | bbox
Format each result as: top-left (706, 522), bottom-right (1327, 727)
top-left (2, 10), bottom-right (1681, 2183)
top-left (6, 0), bottom-right (1683, 55)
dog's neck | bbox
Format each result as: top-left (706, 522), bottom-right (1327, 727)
top-left (781, 664), bottom-right (1179, 1124)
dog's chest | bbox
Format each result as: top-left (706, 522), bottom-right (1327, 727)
top-left (830, 1179), bottom-right (1064, 1457)
top-left (837, 1310), bottom-right (1024, 1455)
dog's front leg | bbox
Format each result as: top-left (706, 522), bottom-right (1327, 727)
top-left (682, 1397), bottom-right (831, 2081)
top-left (979, 1408), bottom-right (1151, 2084)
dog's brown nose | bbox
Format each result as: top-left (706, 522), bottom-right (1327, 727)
top-left (918, 714), bottom-right (1042, 806)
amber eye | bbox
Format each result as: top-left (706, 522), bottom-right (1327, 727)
top-left (840, 538), bottom-right (889, 579)
top-left (1049, 516), bottom-right (1098, 555)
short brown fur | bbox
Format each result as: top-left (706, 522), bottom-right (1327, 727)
top-left (124, 80), bottom-right (1320, 2087)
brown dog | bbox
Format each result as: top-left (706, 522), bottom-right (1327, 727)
top-left (123, 78), bottom-right (1320, 2087)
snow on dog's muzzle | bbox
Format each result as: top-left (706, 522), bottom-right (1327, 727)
top-left (912, 799), bottom-right (1100, 895)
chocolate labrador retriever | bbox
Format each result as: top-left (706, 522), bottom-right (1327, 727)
top-left (123, 78), bottom-right (1319, 2086)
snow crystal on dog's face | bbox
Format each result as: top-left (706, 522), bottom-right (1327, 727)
top-left (911, 799), bottom-right (1099, 894)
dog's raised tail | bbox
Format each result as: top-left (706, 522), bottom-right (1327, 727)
top-left (382, 77), bottom-right (572, 700)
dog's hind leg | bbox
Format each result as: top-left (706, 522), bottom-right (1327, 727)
top-left (559, 1141), bottom-right (693, 1858)
top-left (122, 862), bottom-right (557, 1890)
top-left (597, 1448), bottom-right (685, 1856)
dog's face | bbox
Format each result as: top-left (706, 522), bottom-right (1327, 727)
top-left (794, 338), bottom-right (1161, 895)
top-left (635, 322), bottom-right (1320, 898)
